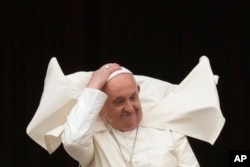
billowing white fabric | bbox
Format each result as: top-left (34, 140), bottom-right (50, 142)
top-left (26, 56), bottom-right (225, 154)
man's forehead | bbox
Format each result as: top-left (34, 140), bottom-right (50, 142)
top-left (104, 74), bottom-right (137, 93)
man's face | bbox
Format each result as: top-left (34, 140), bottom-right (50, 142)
top-left (102, 73), bottom-right (142, 131)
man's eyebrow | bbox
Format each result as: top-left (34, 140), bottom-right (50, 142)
top-left (113, 96), bottom-right (123, 100)
top-left (112, 91), bottom-right (138, 100)
top-left (132, 92), bottom-right (137, 95)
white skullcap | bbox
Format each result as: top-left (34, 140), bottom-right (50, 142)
top-left (107, 67), bottom-right (132, 81)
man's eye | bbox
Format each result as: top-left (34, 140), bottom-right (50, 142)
top-left (114, 99), bottom-right (124, 106)
top-left (130, 94), bottom-right (137, 101)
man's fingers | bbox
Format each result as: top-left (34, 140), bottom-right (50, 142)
top-left (86, 63), bottom-right (121, 89)
top-left (102, 63), bottom-right (121, 73)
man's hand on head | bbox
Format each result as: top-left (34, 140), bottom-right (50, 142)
top-left (86, 63), bottom-right (121, 90)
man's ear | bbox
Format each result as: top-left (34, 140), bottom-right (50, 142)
top-left (100, 106), bottom-right (106, 116)
top-left (137, 85), bottom-right (140, 93)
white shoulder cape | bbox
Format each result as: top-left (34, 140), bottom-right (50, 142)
top-left (26, 56), bottom-right (225, 154)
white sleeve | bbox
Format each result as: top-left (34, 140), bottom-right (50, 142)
top-left (172, 132), bottom-right (200, 167)
top-left (61, 88), bottom-right (107, 166)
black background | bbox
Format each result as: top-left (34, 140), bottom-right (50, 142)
top-left (1, 0), bottom-right (250, 166)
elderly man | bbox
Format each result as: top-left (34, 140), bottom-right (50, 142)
top-left (26, 56), bottom-right (225, 167)
top-left (62, 63), bottom-right (199, 167)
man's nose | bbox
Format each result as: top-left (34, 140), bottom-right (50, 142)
top-left (124, 101), bottom-right (134, 112)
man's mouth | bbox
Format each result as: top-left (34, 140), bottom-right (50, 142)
top-left (122, 112), bottom-right (135, 117)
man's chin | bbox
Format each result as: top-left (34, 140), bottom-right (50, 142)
top-left (121, 121), bottom-right (138, 131)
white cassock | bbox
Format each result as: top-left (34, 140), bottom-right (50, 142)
top-left (26, 56), bottom-right (225, 166)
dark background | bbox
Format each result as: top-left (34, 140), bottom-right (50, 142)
top-left (1, 0), bottom-right (249, 166)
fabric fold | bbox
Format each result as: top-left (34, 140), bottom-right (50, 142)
top-left (140, 56), bottom-right (225, 144)
top-left (26, 58), bottom-right (90, 153)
